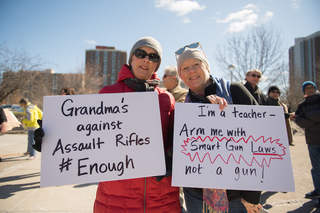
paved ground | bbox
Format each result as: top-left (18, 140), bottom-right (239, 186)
top-left (0, 133), bottom-right (319, 213)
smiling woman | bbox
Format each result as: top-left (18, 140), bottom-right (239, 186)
top-left (130, 46), bottom-right (160, 80)
top-left (94, 37), bottom-right (181, 213)
top-left (32, 36), bottom-right (181, 213)
top-left (175, 43), bottom-right (261, 213)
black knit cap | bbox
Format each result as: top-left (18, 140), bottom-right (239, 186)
top-left (268, 86), bottom-right (281, 95)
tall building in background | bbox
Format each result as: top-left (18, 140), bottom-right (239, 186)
top-left (289, 31), bottom-right (320, 90)
top-left (85, 46), bottom-right (127, 87)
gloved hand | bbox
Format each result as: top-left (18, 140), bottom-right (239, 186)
top-left (32, 120), bottom-right (44, 152)
top-left (156, 149), bottom-right (173, 182)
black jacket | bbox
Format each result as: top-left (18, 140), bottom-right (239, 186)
top-left (295, 93), bottom-right (320, 145)
top-left (244, 81), bottom-right (268, 105)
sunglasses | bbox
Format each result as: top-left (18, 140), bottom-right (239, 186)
top-left (175, 42), bottom-right (205, 60)
top-left (271, 90), bottom-right (280, 94)
top-left (133, 49), bottom-right (160, 63)
top-left (163, 74), bottom-right (170, 78)
top-left (251, 74), bottom-right (261, 78)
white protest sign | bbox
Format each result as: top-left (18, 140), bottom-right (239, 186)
top-left (172, 103), bottom-right (295, 192)
top-left (40, 92), bottom-right (165, 187)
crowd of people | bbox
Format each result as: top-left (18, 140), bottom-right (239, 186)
top-left (1, 36), bottom-right (319, 212)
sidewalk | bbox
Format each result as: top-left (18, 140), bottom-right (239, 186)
top-left (0, 133), bottom-right (97, 213)
top-left (0, 133), bottom-right (319, 213)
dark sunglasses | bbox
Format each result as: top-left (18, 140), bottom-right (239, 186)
top-left (251, 74), bottom-right (261, 78)
top-left (134, 49), bottom-right (160, 63)
top-left (175, 42), bottom-right (205, 60)
top-left (271, 90), bottom-right (280, 94)
top-left (163, 74), bottom-right (169, 78)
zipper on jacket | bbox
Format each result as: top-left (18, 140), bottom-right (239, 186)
top-left (144, 178), bottom-right (146, 213)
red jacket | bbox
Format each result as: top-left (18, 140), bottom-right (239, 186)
top-left (94, 64), bottom-right (181, 213)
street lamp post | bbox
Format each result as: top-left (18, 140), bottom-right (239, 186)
top-left (228, 64), bottom-right (235, 82)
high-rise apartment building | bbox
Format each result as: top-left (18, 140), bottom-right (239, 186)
top-left (85, 46), bottom-right (127, 87)
top-left (289, 31), bottom-right (320, 109)
top-left (289, 31), bottom-right (320, 90)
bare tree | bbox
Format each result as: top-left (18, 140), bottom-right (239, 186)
top-left (0, 41), bottom-right (108, 107)
top-left (288, 74), bottom-right (304, 111)
top-left (83, 63), bottom-right (104, 94)
top-left (57, 63), bottom-right (103, 95)
top-left (61, 72), bottom-right (85, 95)
top-left (214, 24), bottom-right (288, 92)
top-left (0, 41), bottom-right (44, 103)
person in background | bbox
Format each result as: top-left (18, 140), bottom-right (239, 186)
top-left (294, 81), bottom-right (320, 208)
top-left (19, 98), bottom-right (43, 160)
top-left (0, 107), bottom-right (8, 134)
top-left (244, 69), bottom-right (268, 105)
top-left (59, 87), bottom-right (75, 95)
top-left (162, 65), bottom-right (188, 103)
top-left (267, 86), bottom-right (295, 146)
top-left (176, 42), bottom-right (262, 213)
top-left (31, 87), bottom-right (75, 151)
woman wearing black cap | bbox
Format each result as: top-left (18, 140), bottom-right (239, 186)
top-left (267, 86), bottom-right (294, 146)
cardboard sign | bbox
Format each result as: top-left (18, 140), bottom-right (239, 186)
top-left (40, 92), bottom-right (165, 187)
top-left (172, 103), bottom-right (295, 192)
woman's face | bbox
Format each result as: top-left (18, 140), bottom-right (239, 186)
top-left (179, 58), bottom-right (210, 94)
top-left (246, 71), bottom-right (261, 87)
top-left (269, 90), bottom-right (280, 100)
top-left (130, 47), bottom-right (159, 80)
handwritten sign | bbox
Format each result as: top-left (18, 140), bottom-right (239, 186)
top-left (40, 92), bottom-right (165, 187)
top-left (172, 103), bottom-right (295, 192)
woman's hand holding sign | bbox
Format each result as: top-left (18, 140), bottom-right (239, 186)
top-left (207, 94), bottom-right (228, 111)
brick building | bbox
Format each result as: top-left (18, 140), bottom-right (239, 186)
top-left (85, 46), bottom-right (127, 88)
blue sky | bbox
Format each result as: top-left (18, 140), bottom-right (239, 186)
top-left (0, 0), bottom-right (319, 80)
